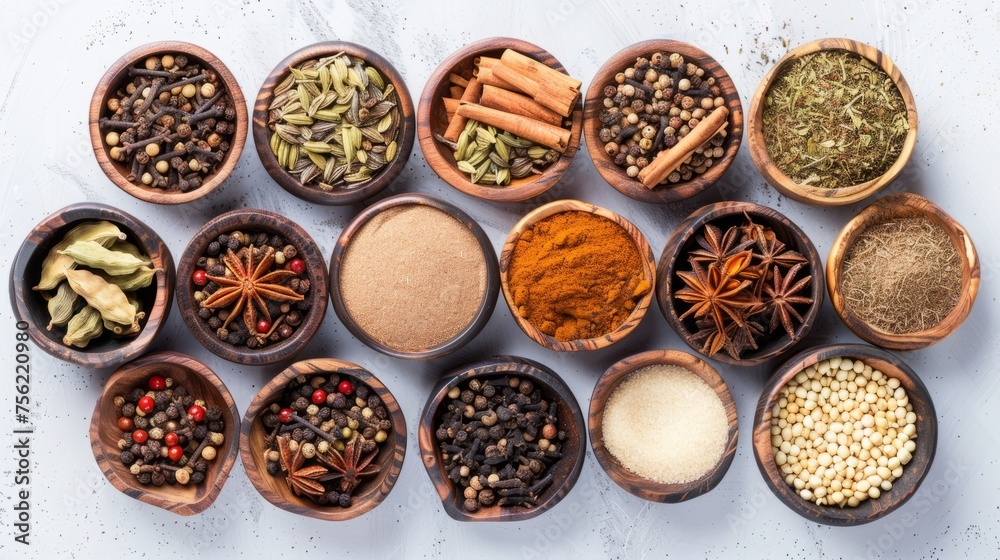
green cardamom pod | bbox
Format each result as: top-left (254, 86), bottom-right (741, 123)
top-left (62, 305), bottom-right (104, 348)
top-left (46, 281), bottom-right (80, 330)
top-left (58, 240), bottom-right (150, 276)
top-left (110, 240), bottom-right (152, 264)
top-left (96, 265), bottom-right (161, 291)
top-left (34, 221), bottom-right (126, 291)
top-left (64, 268), bottom-right (136, 325)
top-left (106, 291), bottom-right (146, 336)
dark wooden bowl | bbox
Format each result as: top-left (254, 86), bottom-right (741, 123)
top-left (589, 350), bottom-right (738, 502)
top-left (747, 38), bottom-right (918, 206)
top-left (583, 40), bottom-right (743, 204)
top-left (176, 209), bottom-right (328, 365)
top-left (253, 41), bottom-right (415, 205)
top-left (89, 351), bottom-right (241, 515)
top-left (417, 37), bottom-right (583, 203)
top-left (240, 358), bottom-right (405, 521)
top-left (89, 41), bottom-right (248, 204)
top-left (752, 344), bottom-right (937, 526)
top-left (9, 203), bottom-right (174, 368)
top-left (418, 356), bottom-right (585, 522)
top-left (329, 193), bottom-right (499, 360)
top-left (656, 201), bottom-right (825, 366)
top-left (827, 193), bottom-right (979, 350)
top-left (499, 199), bottom-right (656, 351)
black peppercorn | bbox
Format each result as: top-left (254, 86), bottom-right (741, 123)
top-left (191, 472), bottom-right (205, 484)
top-left (120, 451), bottom-right (136, 465)
top-left (338, 494), bottom-right (352, 508)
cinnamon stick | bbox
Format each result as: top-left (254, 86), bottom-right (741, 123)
top-left (473, 66), bottom-right (517, 91)
top-left (500, 49), bottom-right (582, 92)
top-left (449, 73), bottom-right (469, 88)
top-left (443, 97), bottom-right (460, 118)
top-left (456, 102), bottom-right (571, 153)
top-left (492, 61), bottom-right (577, 118)
top-left (444, 78), bottom-right (482, 142)
top-left (480, 85), bottom-right (562, 127)
top-left (449, 85), bottom-right (464, 99)
top-left (474, 56), bottom-right (500, 69)
top-left (638, 106), bottom-right (729, 189)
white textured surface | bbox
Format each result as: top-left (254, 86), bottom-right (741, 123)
top-left (1, 1), bottom-right (998, 557)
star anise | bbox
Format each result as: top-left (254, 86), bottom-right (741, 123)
top-left (200, 245), bottom-right (304, 334)
top-left (689, 223), bottom-right (754, 266)
top-left (675, 252), bottom-right (756, 332)
top-left (276, 435), bottom-right (329, 499)
top-left (315, 435), bottom-right (380, 494)
top-left (763, 263), bottom-right (813, 338)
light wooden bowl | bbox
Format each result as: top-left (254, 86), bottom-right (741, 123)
top-left (418, 356), bottom-right (585, 522)
top-left (747, 38), bottom-right (918, 206)
top-left (499, 199), bottom-right (656, 351)
top-left (583, 40), bottom-right (743, 204)
top-left (175, 209), bottom-right (328, 365)
top-left (589, 350), bottom-right (738, 502)
top-left (752, 344), bottom-right (937, 526)
top-left (253, 41), bottom-right (415, 205)
top-left (9, 203), bottom-right (174, 368)
top-left (656, 201), bottom-right (824, 366)
top-left (827, 193), bottom-right (979, 350)
top-left (89, 351), bottom-right (241, 516)
top-left (329, 193), bottom-right (499, 360)
top-left (89, 41), bottom-right (247, 204)
top-left (417, 37), bottom-right (583, 203)
top-left (240, 358), bottom-right (405, 521)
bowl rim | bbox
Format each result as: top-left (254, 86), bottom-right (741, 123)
top-left (751, 343), bottom-right (938, 526)
top-left (583, 39), bottom-right (744, 204)
top-left (238, 357), bottom-right (406, 521)
top-left (416, 36), bottom-right (583, 203)
top-left (417, 355), bottom-right (586, 522)
top-left (655, 200), bottom-right (825, 366)
top-left (9, 202), bottom-right (174, 368)
top-left (746, 37), bottom-right (919, 206)
top-left (89, 350), bottom-right (241, 516)
top-left (175, 208), bottom-right (328, 365)
top-left (588, 349), bottom-right (738, 502)
top-left (252, 40), bottom-right (416, 206)
top-left (499, 199), bottom-right (656, 351)
top-left (88, 40), bottom-right (248, 204)
top-left (328, 192), bottom-right (500, 360)
top-left (826, 192), bottom-right (980, 349)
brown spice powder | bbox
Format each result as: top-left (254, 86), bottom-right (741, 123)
top-left (339, 205), bottom-right (487, 352)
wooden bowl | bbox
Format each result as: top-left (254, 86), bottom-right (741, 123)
top-left (89, 41), bottom-right (248, 204)
top-left (747, 38), bottom-right (918, 206)
top-left (175, 209), bottom-right (328, 365)
top-left (89, 351), bottom-right (241, 515)
top-left (329, 193), bottom-right (499, 360)
top-left (418, 356), bottom-right (586, 522)
top-left (253, 41), bottom-right (415, 205)
top-left (752, 344), bottom-right (937, 526)
top-left (499, 199), bottom-right (656, 351)
top-left (827, 193), bottom-right (979, 350)
top-left (240, 358), bottom-right (405, 521)
top-left (9, 203), bottom-right (174, 368)
top-left (417, 37), bottom-right (583, 203)
top-left (656, 201), bottom-right (825, 366)
top-left (588, 350), bottom-right (738, 502)
top-left (583, 40), bottom-right (744, 204)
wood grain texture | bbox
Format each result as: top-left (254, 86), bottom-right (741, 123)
top-left (499, 199), bottom-right (656, 351)
top-left (252, 41), bottom-right (415, 206)
top-left (417, 37), bottom-right (583, 203)
top-left (418, 356), bottom-right (585, 522)
top-left (746, 38), bottom-right (919, 206)
top-left (88, 41), bottom-right (248, 204)
top-left (9, 203), bottom-right (174, 368)
top-left (89, 351), bottom-right (241, 516)
top-left (752, 344), bottom-right (937, 526)
top-left (588, 349), bottom-right (738, 503)
top-left (656, 201), bottom-right (824, 366)
top-left (239, 358), bottom-right (405, 521)
top-left (328, 193), bottom-right (499, 360)
top-left (583, 40), bottom-right (744, 204)
top-left (175, 209), bottom-right (328, 365)
top-left (826, 193), bottom-right (979, 350)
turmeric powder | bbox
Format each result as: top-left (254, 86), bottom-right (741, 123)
top-left (507, 211), bottom-right (649, 341)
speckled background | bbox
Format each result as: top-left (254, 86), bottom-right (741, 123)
top-left (1, 0), bottom-right (997, 558)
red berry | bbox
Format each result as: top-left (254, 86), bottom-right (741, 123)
top-left (338, 380), bottom-right (354, 395)
top-left (289, 258), bottom-right (305, 275)
top-left (117, 417), bottom-right (133, 431)
top-left (164, 432), bottom-right (179, 447)
top-left (192, 269), bottom-right (208, 286)
top-left (187, 405), bottom-right (206, 422)
top-left (311, 389), bottom-right (327, 405)
top-left (148, 375), bottom-right (166, 390)
top-left (132, 429), bottom-right (148, 444)
top-left (168, 446), bottom-right (184, 462)
top-left (137, 396), bottom-right (155, 413)
top-left (278, 408), bottom-right (293, 423)
top-left (256, 319), bottom-right (271, 334)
